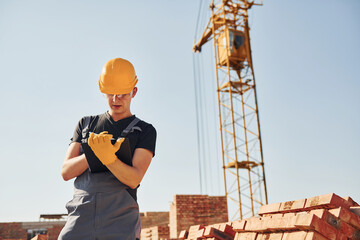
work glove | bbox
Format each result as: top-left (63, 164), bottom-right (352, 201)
top-left (88, 131), bottom-right (125, 165)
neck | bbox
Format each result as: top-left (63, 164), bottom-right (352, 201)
top-left (108, 110), bottom-right (132, 122)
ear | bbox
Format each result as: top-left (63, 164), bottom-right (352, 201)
top-left (131, 87), bottom-right (138, 98)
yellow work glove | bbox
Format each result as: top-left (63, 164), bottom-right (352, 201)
top-left (88, 131), bottom-right (125, 165)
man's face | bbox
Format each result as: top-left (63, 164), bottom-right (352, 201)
top-left (105, 87), bottom-right (137, 117)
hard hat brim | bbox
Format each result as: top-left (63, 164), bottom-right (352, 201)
top-left (99, 77), bottom-right (138, 95)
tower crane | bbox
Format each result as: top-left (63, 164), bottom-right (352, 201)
top-left (193, 0), bottom-right (268, 220)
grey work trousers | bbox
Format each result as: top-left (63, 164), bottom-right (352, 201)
top-left (58, 170), bottom-right (141, 240)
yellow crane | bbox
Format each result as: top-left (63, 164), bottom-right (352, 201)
top-left (193, 0), bottom-right (268, 220)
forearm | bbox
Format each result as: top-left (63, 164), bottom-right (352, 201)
top-left (61, 154), bottom-right (88, 181)
top-left (106, 148), bottom-right (153, 189)
top-left (87, 133), bottom-right (153, 188)
top-left (106, 160), bottom-right (143, 189)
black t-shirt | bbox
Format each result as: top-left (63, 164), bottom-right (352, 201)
top-left (72, 112), bottom-right (157, 161)
top-left (71, 112), bottom-right (156, 201)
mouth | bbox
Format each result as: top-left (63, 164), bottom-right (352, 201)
top-left (112, 104), bottom-right (122, 109)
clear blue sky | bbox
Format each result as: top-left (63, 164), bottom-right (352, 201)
top-left (0, 0), bottom-right (359, 222)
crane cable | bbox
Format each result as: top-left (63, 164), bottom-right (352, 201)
top-left (193, 0), bottom-right (222, 195)
top-left (193, 0), bottom-right (205, 194)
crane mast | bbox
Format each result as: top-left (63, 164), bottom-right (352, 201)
top-left (193, 0), bottom-right (268, 220)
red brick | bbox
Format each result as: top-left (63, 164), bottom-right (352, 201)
top-left (304, 231), bottom-right (331, 240)
top-left (339, 223), bottom-right (360, 239)
top-left (217, 223), bottom-right (236, 238)
top-left (258, 202), bottom-right (281, 215)
top-left (267, 213), bottom-right (283, 218)
top-left (234, 232), bottom-right (257, 240)
top-left (209, 223), bottom-right (220, 229)
top-left (232, 220), bottom-right (247, 232)
top-left (266, 214), bottom-right (297, 232)
top-left (140, 228), bottom-right (152, 238)
top-left (244, 217), bottom-right (267, 232)
top-left (283, 212), bottom-right (296, 217)
top-left (282, 231), bottom-right (328, 240)
top-left (189, 225), bottom-right (205, 231)
top-left (351, 206), bottom-right (360, 217)
top-left (279, 198), bottom-right (306, 213)
top-left (329, 207), bottom-right (360, 230)
top-left (282, 231), bottom-right (307, 240)
top-left (193, 228), bottom-right (205, 239)
top-left (187, 225), bottom-right (205, 239)
top-left (343, 196), bottom-right (360, 207)
top-left (304, 193), bottom-right (353, 210)
top-left (310, 209), bottom-right (340, 227)
top-left (179, 230), bottom-right (188, 239)
top-left (310, 208), bottom-right (360, 238)
top-left (204, 227), bottom-right (233, 240)
top-left (294, 213), bottom-right (347, 240)
top-left (31, 235), bottom-right (47, 240)
top-left (256, 232), bottom-right (283, 240)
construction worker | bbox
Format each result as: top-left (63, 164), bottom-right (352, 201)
top-left (59, 58), bottom-right (157, 240)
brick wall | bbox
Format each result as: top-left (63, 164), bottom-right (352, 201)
top-left (0, 222), bottom-right (65, 240)
top-left (0, 223), bottom-right (27, 240)
top-left (46, 225), bottom-right (63, 240)
top-left (140, 212), bottom-right (169, 229)
top-left (169, 194), bottom-right (228, 238)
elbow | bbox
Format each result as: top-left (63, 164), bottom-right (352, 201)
top-left (61, 173), bottom-right (70, 181)
top-left (62, 175), bottom-right (71, 181)
top-left (61, 168), bottom-right (72, 181)
top-left (128, 184), bottom-right (138, 190)
top-left (128, 179), bottom-right (141, 189)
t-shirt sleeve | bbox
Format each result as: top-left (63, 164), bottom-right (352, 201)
top-left (70, 118), bottom-right (84, 143)
top-left (136, 124), bottom-right (157, 157)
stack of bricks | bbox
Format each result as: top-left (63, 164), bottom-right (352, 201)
top-left (178, 223), bottom-right (236, 240)
top-left (176, 193), bottom-right (360, 240)
top-left (169, 195), bottom-right (228, 238)
top-left (31, 235), bottom-right (48, 240)
top-left (140, 225), bottom-right (170, 240)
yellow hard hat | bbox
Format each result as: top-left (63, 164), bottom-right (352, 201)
top-left (99, 58), bottom-right (138, 94)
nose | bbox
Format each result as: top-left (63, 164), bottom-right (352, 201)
top-left (112, 95), bottom-right (119, 102)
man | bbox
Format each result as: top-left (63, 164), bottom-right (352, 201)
top-left (59, 58), bottom-right (157, 240)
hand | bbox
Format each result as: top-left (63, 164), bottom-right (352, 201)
top-left (88, 131), bottom-right (125, 165)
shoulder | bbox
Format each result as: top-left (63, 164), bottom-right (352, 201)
top-left (77, 114), bottom-right (104, 130)
top-left (136, 118), bottom-right (157, 135)
top-left (133, 117), bottom-right (157, 156)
